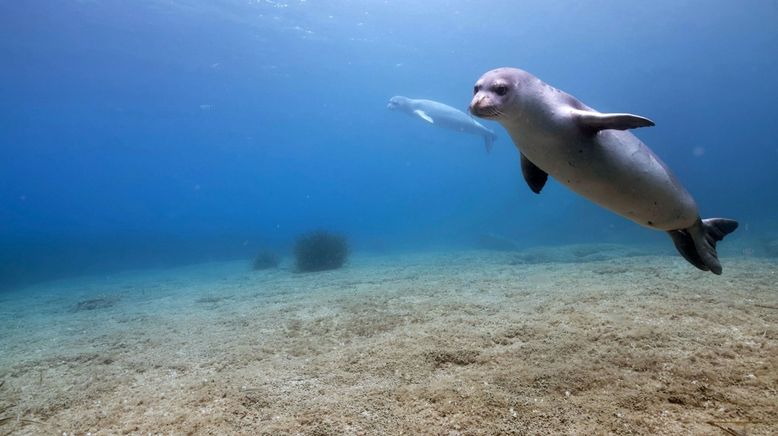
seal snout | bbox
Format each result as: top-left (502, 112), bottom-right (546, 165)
top-left (387, 96), bottom-right (406, 110)
top-left (469, 94), bottom-right (499, 119)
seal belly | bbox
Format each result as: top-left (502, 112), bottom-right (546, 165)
top-left (528, 130), bottom-right (699, 231)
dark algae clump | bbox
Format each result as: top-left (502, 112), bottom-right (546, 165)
top-left (293, 230), bottom-right (349, 272)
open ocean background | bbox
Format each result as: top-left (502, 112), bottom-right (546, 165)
top-left (1, 0), bottom-right (777, 289)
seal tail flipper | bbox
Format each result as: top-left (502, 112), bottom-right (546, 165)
top-left (669, 218), bottom-right (738, 274)
top-left (668, 229), bottom-right (709, 272)
top-left (484, 132), bottom-right (496, 153)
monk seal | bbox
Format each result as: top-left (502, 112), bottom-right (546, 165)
top-left (388, 96), bottom-right (497, 152)
top-left (469, 67), bottom-right (737, 274)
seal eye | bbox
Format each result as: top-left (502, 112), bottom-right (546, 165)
top-left (494, 84), bottom-right (509, 96)
top-left (473, 85), bottom-right (479, 95)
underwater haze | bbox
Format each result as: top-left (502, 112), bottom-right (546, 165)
top-left (1, 0), bottom-right (776, 286)
top-left (1, 1), bottom-right (777, 434)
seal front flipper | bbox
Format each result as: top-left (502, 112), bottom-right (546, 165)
top-left (413, 110), bottom-right (434, 123)
top-left (520, 154), bottom-right (548, 194)
top-left (572, 109), bottom-right (655, 132)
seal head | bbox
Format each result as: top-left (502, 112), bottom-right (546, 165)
top-left (470, 68), bottom-right (532, 120)
top-left (387, 96), bottom-right (410, 111)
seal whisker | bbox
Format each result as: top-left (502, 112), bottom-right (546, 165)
top-left (483, 108), bottom-right (504, 118)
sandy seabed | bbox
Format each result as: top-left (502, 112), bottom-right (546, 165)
top-left (0, 246), bottom-right (776, 435)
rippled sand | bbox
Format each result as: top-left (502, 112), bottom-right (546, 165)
top-left (1, 246), bottom-right (776, 435)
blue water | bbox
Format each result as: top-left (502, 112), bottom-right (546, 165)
top-left (1, 1), bottom-right (777, 288)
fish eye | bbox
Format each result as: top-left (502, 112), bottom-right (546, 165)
top-left (494, 84), bottom-right (509, 96)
